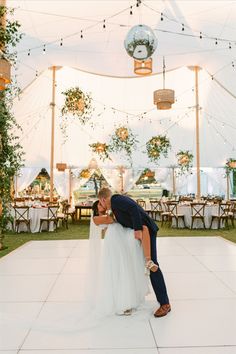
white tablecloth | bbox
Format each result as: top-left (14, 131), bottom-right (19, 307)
top-left (11, 207), bottom-right (55, 233)
top-left (173, 204), bottom-right (220, 229)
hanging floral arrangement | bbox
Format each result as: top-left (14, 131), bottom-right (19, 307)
top-left (80, 168), bottom-right (91, 179)
top-left (61, 87), bottom-right (93, 125)
top-left (176, 150), bottom-right (194, 175)
top-left (146, 135), bottom-right (171, 162)
top-left (109, 126), bottom-right (138, 162)
top-left (225, 158), bottom-right (236, 174)
top-left (89, 142), bottom-right (111, 161)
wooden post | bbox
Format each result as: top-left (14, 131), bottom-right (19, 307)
top-left (68, 168), bottom-right (72, 204)
top-left (49, 66), bottom-right (56, 202)
top-left (0, 0), bottom-right (6, 50)
top-left (188, 66), bottom-right (202, 200)
top-left (194, 66), bottom-right (201, 200)
top-left (226, 172), bottom-right (230, 200)
top-left (172, 167), bottom-right (176, 195)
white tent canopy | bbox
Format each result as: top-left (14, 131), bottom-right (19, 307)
top-left (14, 65), bottom-right (236, 169)
top-left (7, 1), bottom-right (236, 195)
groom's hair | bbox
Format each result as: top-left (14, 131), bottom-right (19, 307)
top-left (92, 200), bottom-right (99, 216)
top-left (98, 187), bottom-right (112, 199)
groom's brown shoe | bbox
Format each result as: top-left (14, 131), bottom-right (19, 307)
top-left (154, 304), bottom-right (171, 318)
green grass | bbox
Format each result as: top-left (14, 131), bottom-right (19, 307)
top-left (0, 220), bottom-right (235, 259)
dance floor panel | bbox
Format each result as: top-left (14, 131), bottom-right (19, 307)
top-left (0, 236), bottom-right (236, 353)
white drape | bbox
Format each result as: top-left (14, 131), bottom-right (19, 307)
top-left (16, 167), bottom-right (41, 193)
top-left (154, 168), bottom-right (172, 191)
top-left (100, 168), bottom-right (142, 193)
top-left (53, 169), bottom-right (69, 200)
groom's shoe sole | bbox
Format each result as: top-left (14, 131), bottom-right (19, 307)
top-left (154, 304), bottom-right (171, 318)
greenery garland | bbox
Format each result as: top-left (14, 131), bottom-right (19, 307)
top-left (176, 150), bottom-right (194, 175)
top-left (225, 158), bottom-right (236, 174)
top-left (89, 142), bottom-right (111, 161)
top-left (0, 5), bottom-right (23, 249)
top-left (146, 135), bottom-right (171, 163)
top-left (61, 87), bottom-right (93, 124)
top-left (109, 126), bottom-right (138, 163)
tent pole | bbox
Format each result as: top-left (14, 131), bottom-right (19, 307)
top-left (68, 168), bottom-right (72, 204)
top-left (49, 66), bottom-right (57, 202)
top-left (226, 172), bottom-right (230, 200)
top-left (172, 167), bottom-right (176, 195)
top-left (195, 66), bottom-right (201, 200)
top-left (189, 66), bottom-right (202, 200)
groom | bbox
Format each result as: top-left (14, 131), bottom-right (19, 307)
top-left (98, 187), bottom-right (171, 318)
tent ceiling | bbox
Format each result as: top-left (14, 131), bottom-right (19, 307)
top-left (7, 1), bottom-right (236, 169)
top-left (10, 0), bottom-right (236, 91)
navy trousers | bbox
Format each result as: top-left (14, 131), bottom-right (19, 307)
top-left (149, 229), bottom-right (169, 305)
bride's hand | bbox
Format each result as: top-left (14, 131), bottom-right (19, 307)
top-left (134, 230), bottom-right (142, 241)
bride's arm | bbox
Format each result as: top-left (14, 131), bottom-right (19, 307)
top-left (93, 215), bottom-right (114, 226)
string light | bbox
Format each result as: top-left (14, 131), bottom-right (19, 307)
top-left (21, 1), bottom-right (236, 58)
top-left (43, 45), bottom-right (46, 54)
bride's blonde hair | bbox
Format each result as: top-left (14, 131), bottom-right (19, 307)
top-left (98, 187), bottom-right (112, 199)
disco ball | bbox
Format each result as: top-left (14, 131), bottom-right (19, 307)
top-left (124, 24), bottom-right (157, 60)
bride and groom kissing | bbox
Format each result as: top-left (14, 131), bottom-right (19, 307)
top-left (90, 187), bottom-right (171, 318)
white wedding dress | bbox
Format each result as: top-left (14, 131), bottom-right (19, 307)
top-left (88, 219), bottom-right (149, 316)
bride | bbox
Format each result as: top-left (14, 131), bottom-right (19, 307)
top-left (88, 200), bottom-right (149, 316)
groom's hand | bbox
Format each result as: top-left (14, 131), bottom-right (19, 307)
top-left (134, 230), bottom-right (142, 241)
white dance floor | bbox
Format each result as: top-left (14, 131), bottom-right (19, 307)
top-left (1, 236), bottom-right (236, 354)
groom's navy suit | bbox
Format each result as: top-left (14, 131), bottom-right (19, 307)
top-left (111, 194), bottom-right (169, 306)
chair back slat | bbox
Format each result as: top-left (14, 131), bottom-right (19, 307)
top-left (190, 202), bottom-right (206, 217)
top-left (47, 205), bottom-right (59, 220)
top-left (166, 201), bottom-right (178, 216)
top-left (136, 199), bottom-right (146, 209)
top-left (14, 206), bottom-right (30, 221)
top-left (150, 200), bottom-right (161, 212)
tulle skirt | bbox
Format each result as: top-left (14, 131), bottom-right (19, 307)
top-left (94, 223), bottom-right (149, 316)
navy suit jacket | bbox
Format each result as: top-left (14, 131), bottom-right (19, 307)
top-left (111, 194), bottom-right (158, 235)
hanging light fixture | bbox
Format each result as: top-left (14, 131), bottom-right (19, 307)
top-left (0, 57), bottom-right (11, 90)
top-left (153, 57), bottom-right (175, 110)
top-left (56, 163), bottom-right (67, 172)
top-left (134, 58), bottom-right (152, 75)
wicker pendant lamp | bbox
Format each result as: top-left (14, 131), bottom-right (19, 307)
top-left (56, 163), bottom-right (67, 171)
top-left (134, 58), bottom-right (152, 75)
top-left (154, 57), bottom-right (175, 110)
